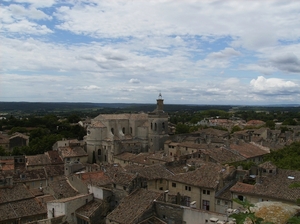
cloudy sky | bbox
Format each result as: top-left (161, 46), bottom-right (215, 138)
top-left (1, 0), bottom-right (300, 105)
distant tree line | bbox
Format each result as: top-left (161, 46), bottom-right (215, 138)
top-left (0, 114), bottom-right (86, 156)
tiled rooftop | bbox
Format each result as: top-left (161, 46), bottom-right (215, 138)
top-left (58, 146), bottom-right (88, 158)
top-left (49, 193), bottom-right (90, 203)
top-left (94, 113), bottom-right (148, 121)
top-left (200, 147), bottom-right (245, 164)
top-left (125, 164), bottom-right (174, 180)
top-left (76, 200), bottom-right (108, 218)
top-left (44, 164), bottom-right (65, 177)
top-left (106, 189), bottom-right (162, 224)
top-left (168, 163), bottom-right (232, 189)
top-left (26, 154), bottom-right (51, 167)
top-left (230, 169), bottom-right (300, 203)
top-left (13, 168), bottom-right (47, 183)
top-left (0, 183), bottom-right (33, 203)
top-left (0, 198), bottom-right (46, 221)
top-left (229, 142), bottom-right (268, 159)
top-left (46, 150), bottom-right (64, 165)
top-left (0, 159), bottom-right (14, 171)
top-left (9, 132), bottom-right (29, 140)
top-left (80, 171), bottom-right (112, 187)
top-left (48, 177), bottom-right (78, 199)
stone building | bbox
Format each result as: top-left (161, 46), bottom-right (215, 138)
top-left (85, 94), bottom-right (169, 163)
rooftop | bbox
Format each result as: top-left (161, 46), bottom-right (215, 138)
top-left (168, 163), bottom-right (232, 189)
top-left (48, 177), bottom-right (78, 199)
top-left (76, 199), bottom-right (108, 218)
top-left (26, 154), bottom-right (51, 167)
top-left (58, 146), bottom-right (88, 158)
top-left (106, 189), bottom-right (162, 224)
top-left (229, 142), bottom-right (269, 159)
top-left (230, 168), bottom-right (300, 203)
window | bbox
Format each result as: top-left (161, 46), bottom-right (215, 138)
top-left (237, 195), bottom-right (244, 201)
top-left (172, 182), bottom-right (176, 188)
top-left (123, 186), bottom-right (126, 190)
top-left (159, 187), bottom-right (163, 190)
top-left (203, 189), bottom-right (210, 195)
top-left (151, 123), bottom-right (153, 130)
top-left (217, 200), bottom-right (220, 205)
top-left (98, 149), bottom-right (101, 156)
top-left (224, 201), bottom-right (228, 206)
top-left (122, 127), bottom-right (125, 134)
top-left (155, 123), bottom-right (157, 131)
top-left (162, 122), bottom-right (165, 130)
top-left (111, 128), bottom-right (114, 134)
top-left (130, 127), bottom-right (133, 134)
top-left (202, 200), bottom-right (210, 211)
top-left (185, 186), bottom-right (191, 191)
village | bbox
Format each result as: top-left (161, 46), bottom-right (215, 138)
top-left (1, 96), bottom-right (300, 224)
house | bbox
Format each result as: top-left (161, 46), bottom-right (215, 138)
top-left (229, 142), bottom-right (269, 163)
top-left (106, 188), bottom-right (163, 224)
top-left (57, 146), bottom-right (88, 164)
top-left (9, 132), bottom-right (29, 149)
top-left (166, 162), bottom-right (236, 212)
top-left (0, 183), bottom-right (47, 223)
top-left (46, 176), bottom-right (79, 199)
top-left (124, 164), bottom-right (174, 192)
top-left (13, 168), bottom-right (47, 189)
top-left (75, 199), bottom-right (109, 224)
top-left (47, 193), bottom-right (93, 223)
top-left (25, 154), bottom-right (51, 170)
top-left (0, 133), bottom-right (9, 151)
top-left (230, 163), bottom-right (300, 208)
top-left (197, 147), bottom-right (246, 165)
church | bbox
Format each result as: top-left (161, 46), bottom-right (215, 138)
top-left (85, 94), bottom-right (169, 163)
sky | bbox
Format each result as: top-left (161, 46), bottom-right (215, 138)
top-left (1, 0), bottom-right (300, 105)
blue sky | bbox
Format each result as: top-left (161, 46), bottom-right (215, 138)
top-left (1, 0), bottom-right (300, 105)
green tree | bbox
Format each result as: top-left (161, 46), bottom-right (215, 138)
top-left (175, 123), bottom-right (190, 134)
top-left (265, 120), bottom-right (275, 130)
top-left (67, 114), bottom-right (81, 123)
top-left (0, 146), bottom-right (8, 156)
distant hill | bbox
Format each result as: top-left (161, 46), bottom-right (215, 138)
top-left (0, 102), bottom-right (299, 116)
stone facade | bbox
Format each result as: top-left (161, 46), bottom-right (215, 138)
top-left (85, 95), bottom-right (169, 163)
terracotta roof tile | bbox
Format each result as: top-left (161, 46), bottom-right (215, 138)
top-left (229, 142), bottom-right (268, 159)
top-left (46, 150), bottom-right (64, 165)
top-left (81, 171), bottom-right (113, 187)
top-left (106, 189), bottom-right (162, 224)
top-left (76, 200), bottom-right (109, 218)
top-left (0, 198), bottom-right (46, 221)
top-left (58, 146), bottom-right (87, 158)
top-left (48, 177), bottom-right (78, 199)
top-left (0, 183), bottom-right (33, 203)
top-left (26, 154), bottom-right (51, 166)
top-left (125, 164), bottom-right (174, 180)
top-left (230, 169), bottom-right (300, 203)
top-left (168, 163), bottom-right (231, 189)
